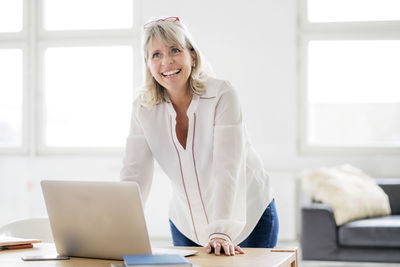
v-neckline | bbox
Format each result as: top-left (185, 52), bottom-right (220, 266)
top-left (170, 111), bottom-right (193, 152)
top-left (175, 113), bottom-right (189, 150)
top-left (168, 95), bottom-right (199, 152)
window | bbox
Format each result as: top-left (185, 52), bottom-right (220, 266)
top-left (299, 0), bottom-right (400, 153)
top-left (43, 46), bottom-right (132, 148)
top-left (308, 0), bottom-right (400, 22)
top-left (0, 0), bottom-right (24, 152)
top-left (0, 0), bottom-right (141, 154)
top-left (0, 49), bottom-right (23, 148)
top-left (0, 0), bottom-right (22, 32)
top-left (44, 0), bottom-right (133, 30)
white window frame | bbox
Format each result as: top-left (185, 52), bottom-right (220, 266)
top-left (0, 0), bottom-right (143, 155)
top-left (298, 0), bottom-right (400, 155)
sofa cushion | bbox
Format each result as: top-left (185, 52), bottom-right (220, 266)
top-left (376, 178), bottom-right (400, 214)
top-left (302, 164), bottom-right (391, 225)
top-left (338, 215), bottom-right (400, 248)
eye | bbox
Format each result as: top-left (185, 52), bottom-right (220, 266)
top-left (152, 52), bottom-right (160, 59)
top-left (171, 47), bottom-right (180, 55)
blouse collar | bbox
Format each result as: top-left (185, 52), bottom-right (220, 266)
top-left (166, 93), bottom-right (199, 117)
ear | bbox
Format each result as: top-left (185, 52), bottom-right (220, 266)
top-left (190, 49), bottom-right (197, 67)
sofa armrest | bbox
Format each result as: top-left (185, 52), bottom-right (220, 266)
top-left (375, 178), bottom-right (400, 215)
top-left (301, 203), bottom-right (338, 260)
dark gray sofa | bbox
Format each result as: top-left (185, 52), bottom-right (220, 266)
top-left (301, 178), bottom-right (400, 262)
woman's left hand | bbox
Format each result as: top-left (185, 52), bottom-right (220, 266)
top-left (205, 238), bottom-right (245, 256)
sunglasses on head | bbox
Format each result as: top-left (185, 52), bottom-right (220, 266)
top-left (144, 17), bottom-right (180, 29)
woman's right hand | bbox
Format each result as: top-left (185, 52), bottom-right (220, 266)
top-left (205, 238), bottom-right (245, 256)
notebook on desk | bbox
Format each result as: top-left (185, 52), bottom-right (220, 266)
top-left (41, 180), bottom-right (197, 260)
top-left (0, 236), bottom-right (40, 250)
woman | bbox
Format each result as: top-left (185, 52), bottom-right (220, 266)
top-left (121, 17), bottom-right (278, 256)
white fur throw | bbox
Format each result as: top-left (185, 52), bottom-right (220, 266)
top-left (302, 164), bottom-right (391, 225)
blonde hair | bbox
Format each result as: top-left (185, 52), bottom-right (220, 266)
top-left (141, 18), bottom-right (207, 107)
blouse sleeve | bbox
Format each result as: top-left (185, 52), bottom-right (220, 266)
top-left (206, 82), bottom-right (247, 243)
top-left (120, 98), bottom-right (154, 203)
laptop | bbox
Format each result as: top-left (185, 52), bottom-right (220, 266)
top-left (41, 180), bottom-right (153, 260)
top-left (41, 180), bottom-right (197, 260)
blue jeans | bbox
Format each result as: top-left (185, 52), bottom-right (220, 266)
top-left (169, 198), bottom-right (279, 248)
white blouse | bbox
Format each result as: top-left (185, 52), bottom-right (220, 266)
top-left (121, 77), bottom-right (272, 246)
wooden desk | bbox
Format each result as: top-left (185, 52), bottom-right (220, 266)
top-left (186, 246), bottom-right (297, 267)
top-left (0, 243), bottom-right (297, 267)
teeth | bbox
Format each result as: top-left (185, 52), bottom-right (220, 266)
top-left (163, 70), bottom-right (180, 76)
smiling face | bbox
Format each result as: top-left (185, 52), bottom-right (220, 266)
top-left (146, 37), bottom-right (195, 96)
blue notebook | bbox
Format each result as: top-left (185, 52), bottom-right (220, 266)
top-left (123, 254), bottom-right (192, 267)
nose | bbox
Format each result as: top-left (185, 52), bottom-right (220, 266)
top-left (161, 54), bottom-right (173, 66)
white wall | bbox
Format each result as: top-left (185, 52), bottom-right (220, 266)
top-left (1, 0), bottom-right (400, 243)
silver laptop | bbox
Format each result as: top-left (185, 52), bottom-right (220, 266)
top-left (41, 180), bottom-right (152, 260)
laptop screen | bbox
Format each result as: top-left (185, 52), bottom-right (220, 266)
top-left (41, 180), bottom-right (152, 260)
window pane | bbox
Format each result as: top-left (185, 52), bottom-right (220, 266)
top-left (44, 0), bottom-right (133, 30)
top-left (0, 0), bottom-right (22, 32)
top-left (308, 0), bottom-right (400, 22)
top-left (308, 40), bottom-right (400, 146)
top-left (0, 49), bottom-right (23, 147)
top-left (308, 40), bottom-right (400, 103)
top-left (309, 103), bottom-right (400, 146)
top-left (44, 46), bottom-right (133, 147)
